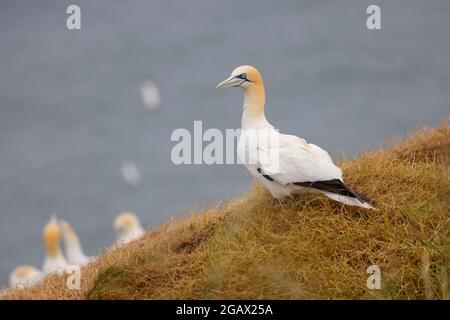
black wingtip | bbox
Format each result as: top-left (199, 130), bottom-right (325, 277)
top-left (293, 179), bottom-right (375, 205)
top-left (353, 191), bottom-right (375, 205)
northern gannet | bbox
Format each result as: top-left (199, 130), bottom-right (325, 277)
top-left (216, 65), bottom-right (374, 209)
top-left (42, 216), bottom-right (68, 275)
top-left (60, 220), bottom-right (92, 266)
top-left (121, 160), bottom-right (142, 187)
top-left (113, 212), bottom-right (144, 244)
top-left (9, 265), bottom-right (42, 289)
top-left (140, 79), bottom-right (161, 111)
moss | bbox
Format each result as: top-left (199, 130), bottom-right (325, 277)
top-left (86, 265), bottom-right (132, 300)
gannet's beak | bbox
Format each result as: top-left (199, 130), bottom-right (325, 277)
top-left (216, 75), bottom-right (242, 90)
top-left (50, 214), bottom-right (58, 223)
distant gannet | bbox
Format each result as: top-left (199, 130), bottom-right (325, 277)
top-left (42, 216), bottom-right (68, 275)
top-left (9, 265), bottom-right (42, 289)
top-left (113, 212), bottom-right (144, 244)
top-left (121, 160), bottom-right (142, 187)
top-left (216, 65), bottom-right (374, 209)
top-left (60, 220), bottom-right (92, 266)
top-left (140, 79), bottom-right (161, 111)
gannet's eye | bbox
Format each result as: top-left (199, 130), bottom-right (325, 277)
top-left (239, 73), bottom-right (247, 80)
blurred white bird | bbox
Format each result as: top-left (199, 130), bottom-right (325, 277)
top-left (60, 220), bottom-right (92, 266)
top-left (9, 265), bottom-right (42, 289)
top-left (42, 216), bottom-right (68, 275)
top-left (140, 79), bottom-right (161, 111)
top-left (216, 65), bottom-right (375, 209)
top-left (113, 212), bottom-right (144, 245)
top-left (121, 160), bottom-right (142, 187)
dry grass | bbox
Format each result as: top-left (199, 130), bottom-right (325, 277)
top-left (1, 120), bottom-right (449, 300)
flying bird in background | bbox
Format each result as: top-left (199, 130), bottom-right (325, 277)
top-left (216, 65), bottom-right (374, 209)
top-left (140, 79), bottom-right (161, 111)
top-left (121, 160), bottom-right (142, 187)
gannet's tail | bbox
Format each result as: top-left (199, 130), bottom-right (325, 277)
top-left (292, 179), bottom-right (377, 210)
top-left (319, 191), bottom-right (377, 210)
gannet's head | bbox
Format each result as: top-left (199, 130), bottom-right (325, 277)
top-left (12, 265), bottom-right (40, 279)
top-left (60, 219), bottom-right (80, 243)
top-left (216, 65), bottom-right (263, 91)
top-left (114, 212), bottom-right (142, 235)
top-left (9, 265), bottom-right (42, 288)
top-left (43, 215), bottom-right (61, 257)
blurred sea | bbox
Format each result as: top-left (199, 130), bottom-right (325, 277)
top-left (0, 0), bottom-right (449, 285)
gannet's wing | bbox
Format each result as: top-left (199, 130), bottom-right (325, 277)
top-left (259, 134), bottom-right (342, 183)
top-left (257, 134), bottom-right (373, 203)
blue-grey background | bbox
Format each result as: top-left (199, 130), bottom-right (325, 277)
top-left (0, 0), bottom-right (449, 285)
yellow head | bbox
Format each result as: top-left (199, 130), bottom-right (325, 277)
top-left (114, 212), bottom-right (141, 233)
top-left (14, 265), bottom-right (39, 278)
top-left (9, 265), bottom-right (42, 288)
top-left (43, 216), bottom-right (61, 257)
top-left (60, 219), bottom-right (79, 241)
top-left (216, 65), bottom-right (264, 91)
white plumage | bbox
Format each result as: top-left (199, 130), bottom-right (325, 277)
top-left (60, 219), bottom-right (93, 266)
top-left (113, 212), bottom-right (144, 245)
top-left (140, 79), bottom-right (161, 111)
top-left (121, 160), bottom-right (142, 187)
top-left (42, 216), bottom-right (68, 275)
top-left (217, 65), bottom-right (374, 209)
top-left (9, 265), bottom-right (42, 289)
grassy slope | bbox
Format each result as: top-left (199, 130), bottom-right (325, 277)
top-left (2, 121), bottom-right (449, 300)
